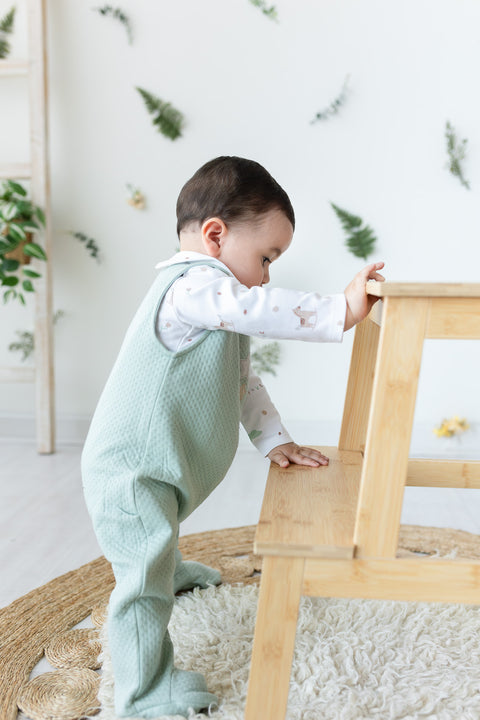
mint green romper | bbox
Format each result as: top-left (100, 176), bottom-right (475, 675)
top-left (81, 261), bottom-right (250, 718)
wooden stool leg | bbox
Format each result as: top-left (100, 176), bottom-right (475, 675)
top-left (339, 314), bottom-right (380, 452)
top-left (245, 556), bottom-right (304, 720)
top-left (354, 297), bottom-right (429, 558)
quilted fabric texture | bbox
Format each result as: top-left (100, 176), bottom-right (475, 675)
top-left (81, 261), bottom-right (249, 717)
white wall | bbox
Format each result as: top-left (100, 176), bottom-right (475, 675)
top-left (1, 0), bottom-right (479, 445)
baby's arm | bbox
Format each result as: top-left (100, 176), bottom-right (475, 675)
top-left (247, 262), bottom-right (385, 468)
top-left (240, 368), bottom-right (292, 454)
top-left (344, 262), bottom-right (385, 331)
top-left (241, 364), bottom-right (329, 468)
top-left (170, 264), bottom-right (346, 343)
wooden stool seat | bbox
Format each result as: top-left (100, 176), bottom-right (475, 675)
top-left (255, 447), bottom-right (361, 560)
top-left (245, 283), bottom-right (480, 720)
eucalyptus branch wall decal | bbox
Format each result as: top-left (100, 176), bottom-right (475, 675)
top-left (248, 0), bottom-right (278, 22)
top-left (9, 311), bottom-right (65, 362)
top-left (445, 121), bottom-right (471, 190)
top-left (311, 75), bottom-right (351, 124)
top-left (93, 5), bottom-right (133, 44)
top-left (70, 232), bottom-right (101, 261)
top-left (251, 340), bottom-right (281, 376)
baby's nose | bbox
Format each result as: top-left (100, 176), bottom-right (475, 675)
top-left (263, 266), bottom-right (270, 284)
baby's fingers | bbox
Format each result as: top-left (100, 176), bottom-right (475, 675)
top-left (267, 448), bottom-right (290, 467)
top-left (364, 261), bottom-right (384, 279)
top-left (293, 447), bottom-right (329, 466)
top-left (268, 442), bottom-right (330, 469)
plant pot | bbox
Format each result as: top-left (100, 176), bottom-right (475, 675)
top-left (3, 235), bottom-right (32, 265)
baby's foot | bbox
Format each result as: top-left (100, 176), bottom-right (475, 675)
top-left (171, 668), bottom-right (218, 714)
top-left (174, 560), bottom-right (221, 593)
top-left (130, 668), bottom-right (218, 718)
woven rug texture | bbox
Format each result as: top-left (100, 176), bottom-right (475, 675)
top-left (2, 524), bottom-right (480, 720)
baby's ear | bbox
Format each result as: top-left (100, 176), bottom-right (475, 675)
top-left (201, 217), bottom-right (227, 257)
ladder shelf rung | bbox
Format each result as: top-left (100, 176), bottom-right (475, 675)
top-left (0, 163), bottom-right (32, 180)
top-left (0, 366), bottom-right (35, 383)
top-left (0, 60), bottom-right (29, 76)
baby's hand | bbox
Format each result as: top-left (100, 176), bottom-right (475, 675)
top-left (267, 442), bottom-right (329, 468)
top-left (344, 261), bottom-right (385, 331)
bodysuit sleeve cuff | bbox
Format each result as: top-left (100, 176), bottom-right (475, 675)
top-left (328, 293), bottom-right (347, 342)
top-left (252, 424), bottom-right (294, 457)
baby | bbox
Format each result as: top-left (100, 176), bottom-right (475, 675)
top-left (82, 156), bottom-right (384, 718)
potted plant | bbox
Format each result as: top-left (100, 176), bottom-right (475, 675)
top-left (0, 179), bottom-right (47, 304)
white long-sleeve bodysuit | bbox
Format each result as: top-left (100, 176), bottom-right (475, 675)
top-left (155, 252), bottom-right (347, 456)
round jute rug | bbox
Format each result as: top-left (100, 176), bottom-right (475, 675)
top-left (2, 524), bottom-right (480, 720)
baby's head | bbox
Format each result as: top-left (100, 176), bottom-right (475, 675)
top-left (176, 156), bottom-right (295, 288)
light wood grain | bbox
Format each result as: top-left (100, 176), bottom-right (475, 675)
top-left (247, 281), bottom-right (480, 720)
top-left (303, 557), bottom-right (480, 603)
top-left (0, 366), bottom-right (35, 383)
top-left (0, 2), bottom-right (55, 452)
top-left (368, 299), bottom-right (383, 327)
top-left (354, 297), bottom-right (429, 558)
top-left (255, 447), bottom-right (362, 559)
top-left (339, 316), bottom-right (380, 452)
top-left (27, 0), bottom-right (55, 453)
top-left (407, 459), bottom-right (480, 488)
top-left (0, 162), bottom-right (32, 179)
top-left (367, 281), bottom-right (480, 298)
top-left (426, 297), bottom-right (480, 339)
top-left (245, 556), bottom-right (304, 720)
top-left (0, 59), bottom-right (29, 75)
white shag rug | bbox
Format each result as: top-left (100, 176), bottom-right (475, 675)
top-left (97, 583), bottom-right (480, 720)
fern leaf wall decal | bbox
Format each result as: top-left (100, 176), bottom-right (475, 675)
top-left (136, 87), bottom-right (185, 141)
top-left (331, 203), bottom-right (377, 260)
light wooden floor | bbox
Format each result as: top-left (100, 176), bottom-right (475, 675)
top-left (2, 437), bottom-right (480, 609)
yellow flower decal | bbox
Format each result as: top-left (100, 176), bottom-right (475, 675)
top-left (126, 184), bottom-right (146, 210)
top-left (433, 415), bottom-right (470, 438)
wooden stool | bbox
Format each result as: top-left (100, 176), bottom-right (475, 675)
top-left (245, 283), bottom-right (480, 720)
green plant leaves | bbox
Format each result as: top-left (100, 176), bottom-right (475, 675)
top-left (5, 223), bottom-right (26, 242)
top-left (2, 258), bottom-right (19, 272)
top-left (0, 177), bottom-right (47, 305)
top-left (22, 268), bottom-right (41, 278)
top-left (22, 242), bottom-right (47, 261)
top-left (36, 207), bottom-right (46, 226)
top-left (0, 240), bottom-right (12, 252)
top-left (3, 179), bottom-right (27, 197)
top-left (1, 201), bottom-right (19, 221)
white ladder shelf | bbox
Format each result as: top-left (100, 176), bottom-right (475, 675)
top-left (0, 0), bottom-right (55, 453)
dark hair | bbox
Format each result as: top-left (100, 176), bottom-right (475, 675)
top-left (176, 156), bottom-right (295, 237)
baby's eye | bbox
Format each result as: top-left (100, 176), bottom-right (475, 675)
top-left (262, 257), bottom-right (271, 265)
